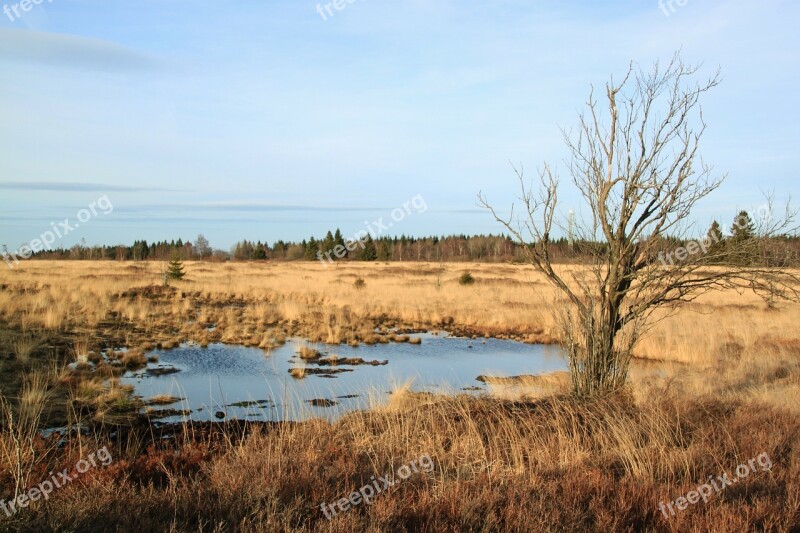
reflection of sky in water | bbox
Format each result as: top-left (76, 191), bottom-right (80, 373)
top-left (122, 333), bottom-right (566, 423)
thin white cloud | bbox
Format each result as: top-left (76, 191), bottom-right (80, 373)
top-left (0, 181), bottom-right (176, 192)
top-left (0, 28), bottom-right (157, 70)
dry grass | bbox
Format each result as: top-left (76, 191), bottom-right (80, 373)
top-left (120, 349), bottom-right (147, 368)
top-left (0, 389), bottom-right (797, 531)
top-left (0, 260), bottom-right (799, 530)
top-left (0, 371), bottom-right (54, 501)
top-left (479, 371), bottom-right (572, 399)
top-left (11, 335), bottom-right (38, 364)
top-left (146, 395), bottom-right (183, 406)
top-left (1, 260), bottom-right (797, 357)
top-left (297, 345), bottom-right (322, 360)
top-left (71, 338), bottom-right (90, 365)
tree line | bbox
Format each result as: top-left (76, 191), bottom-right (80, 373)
top-left (7, 210), bottom-right (800, 265)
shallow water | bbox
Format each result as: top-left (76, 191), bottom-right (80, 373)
top-left (122, 332), bottom-right (566, 423)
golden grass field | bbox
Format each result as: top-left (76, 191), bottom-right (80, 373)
top-left (0, 260), bottom-right (799, 531)
top-left (2, 260), bottom-right (799, 400)
top-left (3, 259), bottom-right (799, 357)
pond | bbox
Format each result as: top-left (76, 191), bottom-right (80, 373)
top-left (122, 332), bottom-right (566, 423)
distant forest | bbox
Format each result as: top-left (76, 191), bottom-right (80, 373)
top-left (9, 230), bottom-right (800, 267)
top-left (15, 233), bottom-right (538, 263)
top-left (3, 210), bottom-right (799, 266)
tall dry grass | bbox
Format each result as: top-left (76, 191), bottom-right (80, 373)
top-left (0, 260), bottom-right (799, 530)
top-left (2, 260), bottom-right (798, 358)
top-left (1, 388), bottom-right (796, 531)
top-left (1, 260), bottom-right (799, 412)
top-left (0, 371), bottom-right (53, 500)
top-left (11, 335), bottom-right (37, 365)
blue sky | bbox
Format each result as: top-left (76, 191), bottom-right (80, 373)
top-left (0, 0), bottom-right (798, 251)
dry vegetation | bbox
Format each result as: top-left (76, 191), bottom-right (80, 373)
top-left (4, 260), bottom-right (799, 358)
top-left (0, 260), bottom-right (799, 531)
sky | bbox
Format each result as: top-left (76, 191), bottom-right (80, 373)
top-left (0, 0), bottom-right (798, 251)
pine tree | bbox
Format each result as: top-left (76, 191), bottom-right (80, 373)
top-left (304, 237), bottom-right (319, 261)
top-left (707, 220), bottom-right (724, 242)
top-left (322, 231), bottom-right (335, 259)
top-left (705, 220), bottom-right (725, 259)
top-left (165, 256), bottom-right (185, 284)
top-left (730, 211), bottom-right (757, 265)
top-left (731, 211), bottom-right (755, 242)
top-left (252, 243), bottom-right (267, 260)
top-left (359, 235), bottom-right (377, 261)
top-left (334, 229), bottom-right (347, 259)
top-left (232, 240), bottom-right (255, 260)
top-left (132, 240), bottom-right (149, 261)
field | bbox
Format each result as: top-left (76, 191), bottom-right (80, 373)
top-left (0, 260), bottom-right (799, 531)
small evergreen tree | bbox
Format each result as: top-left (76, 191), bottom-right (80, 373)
top-left (334, 229), bottom-right (347, 259)
top-left (322, 231), bottom-right (336, 259)
top-left (705, 220), bottom-right (725, 260)
top-left (164, 256), bottom-right (185, 284)
top-left (359, 235), bottom-right (377, 261)
top-left (459, 271), bottom-right (475, 285)
top-left (731, 211), bottom-right (755, 242)
top-left (730, 211), bottom-right (757, 265)
top-left (304, 237), bottom-right (319, 260)
top-left (707, 220), bottom-right (724, 242)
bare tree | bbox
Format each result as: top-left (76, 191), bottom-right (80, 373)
top-left (480, 54), bottom-right (800, 397)
top-left (194, 234), bottom-right (212, 258)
